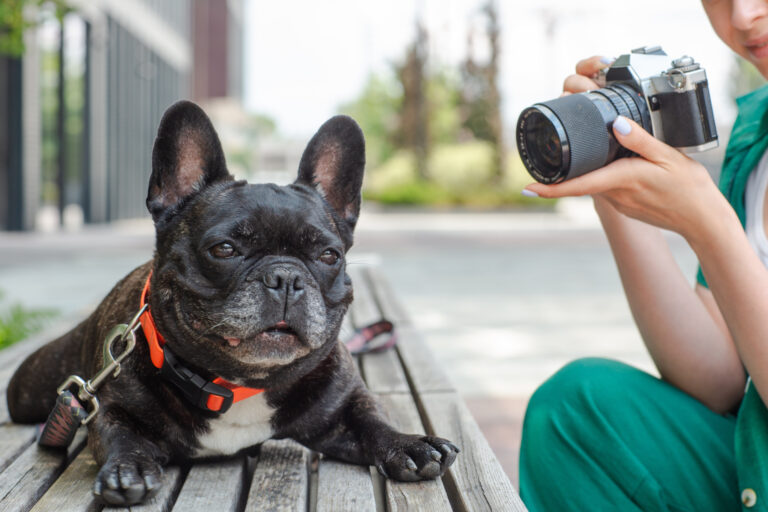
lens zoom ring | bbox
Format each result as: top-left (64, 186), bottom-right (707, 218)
top-left (595, 87), bottom-right (632, 120)
top-left (539, 94), bottom-right (610, 180)
top-left (609, 84), bottom-right (643, 124)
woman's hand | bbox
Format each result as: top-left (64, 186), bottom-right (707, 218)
top-left (561, 55), bottom-right (611, 95)
top-left (523, 116), bottom-right (729, 242)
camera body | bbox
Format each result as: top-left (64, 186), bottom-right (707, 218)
top-left (516, 46), bottom-right (718, 184)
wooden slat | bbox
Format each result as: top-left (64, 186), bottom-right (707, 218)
top-left (103, 466), bottom-right (184, 512)
top-left (377, 394), bottom-right (451, 511)
top-left (30, 448), bottom-right (100, 511)
top-left (420, 392), bottom-right (526, 512)
top-left (362, 267), bottom-right (412, 328)
top-left (360, 349), bottom-right (410, 395)
top-left (363, 268), bottom-right (454, 394)
top-left (0, 424), bottom-right (35, 473)
top-left (0, 429), bottom-right (87, 512)
top-left (244, 439), bottom-right (309, 512)
top-left (315, 458), bottom-right (375, 512)
top-left (348, 267), bottom-right (381, 328)
top-left (394, 327), bottom-right (454, 394)
top-left (172, 457), bottom-right (245, 512)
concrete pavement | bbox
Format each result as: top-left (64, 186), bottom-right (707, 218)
top-left (0, 198), bottom-right (699, 486)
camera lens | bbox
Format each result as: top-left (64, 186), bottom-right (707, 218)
top-left (516, 84), bottom-right (651, 183)
top-left (519, 108), bottom-right (568, 183)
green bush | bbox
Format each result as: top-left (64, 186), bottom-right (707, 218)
top-left (363, 143), bottom-right (551, 208)
top-left (0, 292), bottom-right (57, 350)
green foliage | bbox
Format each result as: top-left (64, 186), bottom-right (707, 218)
top-left (363, 143), bottom-right (547, 207)
top-left (340, 73), bottom-right (402, 167)
top-left (0, 0), bottom-right (30, 57)
top-left (0, 291), bottom-right (57, 350)
top-left (0, 0), bottom-right (68, 57)
top-left (427, 70), bottom-right (463, 145)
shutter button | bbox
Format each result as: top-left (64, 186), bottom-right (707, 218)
top-left (742, 488), bottom-right (757, 508)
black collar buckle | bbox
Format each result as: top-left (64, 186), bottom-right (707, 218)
top-left (160, 348), bottom-right (234, 413)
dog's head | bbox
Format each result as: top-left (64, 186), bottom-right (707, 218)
top-left (145, 101), bottom-right (364, 388)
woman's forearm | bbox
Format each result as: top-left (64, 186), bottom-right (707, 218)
top-left (688, 201), bottom-right (768, 407)
top-left (596, 198), bottom-right (745, 412)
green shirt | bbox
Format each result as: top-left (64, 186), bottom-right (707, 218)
top-left (695, 83), bottom-right (768, 510)
top-left (697, 84), bottom-right (768, 287)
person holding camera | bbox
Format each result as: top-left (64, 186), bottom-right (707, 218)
top-left (518, 1), bottom-right (768, 510)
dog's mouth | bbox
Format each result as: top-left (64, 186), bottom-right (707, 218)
top-left (218, 321), bottom-right (309, 367)
top-left (223, 322), bottom-right (298, 348)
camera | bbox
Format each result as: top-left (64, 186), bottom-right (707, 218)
top-left (516, 46), bottom-right (718, 184)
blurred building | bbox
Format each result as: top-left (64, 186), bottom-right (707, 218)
top-left (0, 0), bottom-right (244, 231)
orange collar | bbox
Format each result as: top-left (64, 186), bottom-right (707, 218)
top-left (139, 273), bottom-right (263, 412)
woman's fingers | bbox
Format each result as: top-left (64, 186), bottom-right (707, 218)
top-left (562, 74), bottom-right (599, 95)
top-left (562, 55), bottom-right (612, 95)
top-left (611, 116), bottom-right (681, 167)
top-left (575, 55), bottom-right (613, 77)
top-left (523, 159), bottom-right (637, 198)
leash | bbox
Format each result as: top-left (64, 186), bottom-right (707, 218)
top-left (343, 320), bottom-right (397, 354)
top-left (37, 306), bottom-right (146, 447)
top-left (37, 274), bottom-right (398, 448)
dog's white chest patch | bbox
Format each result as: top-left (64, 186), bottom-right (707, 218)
top-left (194, 393), bottom-right (276, 457)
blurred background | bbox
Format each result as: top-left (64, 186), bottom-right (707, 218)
top-left (0, 0), bottom-right (763, 487)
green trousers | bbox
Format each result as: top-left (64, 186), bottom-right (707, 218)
top-left (519, 358), bottom-right (740, 511)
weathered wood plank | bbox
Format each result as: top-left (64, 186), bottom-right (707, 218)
top-left (0, 424), bottom-right (35, 473)
top-left (0, 429), bottom-right (86, 512)
top-left (377, 394), bottom-right (452, 511)
top-left (363, 268), bottom-right (454, 394)
top-left (393, 327), bottom-right (454, 394)
top-left (363, 267), bottom-right (412, 328)
top-left (172, 457), bottom-right (245, 512)
top-left (421, 392), bottom-right (526, 512)
top-left (103, 466), bottom-right (184, 512)
top-left (30, 448), bottom-right (100, 512)
top-left (316, 457), bottom-right (375, 512)
top-left (348, 267), bottom-right (381, 328)
top-left (244, 439), bottom-right (309, 512)
top-left (360, 348), bottom-right (410, 395)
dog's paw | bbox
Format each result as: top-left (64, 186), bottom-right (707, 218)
top-left (376, 435), bottom-right (460, 482)
top-left (93, 455), bottom-right (163, 505)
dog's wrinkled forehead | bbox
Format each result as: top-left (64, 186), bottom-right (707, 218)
top-left (192, 182), bottom-right (343, 250)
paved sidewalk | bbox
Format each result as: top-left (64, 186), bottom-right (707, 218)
top-left (0, 199), bottom-right (699, 487)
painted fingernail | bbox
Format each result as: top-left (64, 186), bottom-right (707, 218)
top-left (600, 56), bottom-right (614, 65)
top-left (521, 189), bottom-right (539, 198)
top-left (613, 116), bottom-right (631, 136)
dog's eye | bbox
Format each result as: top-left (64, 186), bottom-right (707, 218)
top-left (210, 242), bottom-right (237, 259)
top-left (319, 249), bottom-right (340, 265)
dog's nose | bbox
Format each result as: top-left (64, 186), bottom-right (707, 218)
top-left (263, 267), bottom-right (305, 305)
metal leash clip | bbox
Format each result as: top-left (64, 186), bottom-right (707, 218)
top-left (37, 305), bottom-right (147, 448)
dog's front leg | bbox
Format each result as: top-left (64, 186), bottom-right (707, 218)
top-left (88, 409), bottom-right (169, 506)
top-left (295, 385), bottom-right (459, 482)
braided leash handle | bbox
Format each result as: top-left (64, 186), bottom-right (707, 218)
top-left (344, 320), bottom-right (397, 354)
top-left (37, 390), bottom-right (88, 448)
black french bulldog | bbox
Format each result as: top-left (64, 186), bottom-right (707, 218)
top-left (6, 101), bottom-right (458, 505)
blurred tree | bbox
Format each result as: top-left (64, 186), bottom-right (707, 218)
top-left (729, 55), bottom-right (766, 101)
top-left (339, 73), bottom-right (401, 167)
top-left (427, 69), bottom-right (463, 146)
top-left (460, 0), bottom-right (505, 181)
top-left (0, 0), bottom-right (67, 57)
top-left (0, 0), bottom-right (29, 56)
top-left (396, 22), bottom-right (429, 180)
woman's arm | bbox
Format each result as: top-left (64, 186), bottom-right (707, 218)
top-left (525, 117), bottom-right (767, 408)
top-left (595, 197), bottom-right (745, 412)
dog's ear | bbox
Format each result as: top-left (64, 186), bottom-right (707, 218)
top-left (147, 100), bottom-right (233, 221)
top-left (296, 115), bottom-right (365, 232)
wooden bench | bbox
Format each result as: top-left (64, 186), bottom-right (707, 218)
top-left (0, 266), bottom-right (526, 511)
